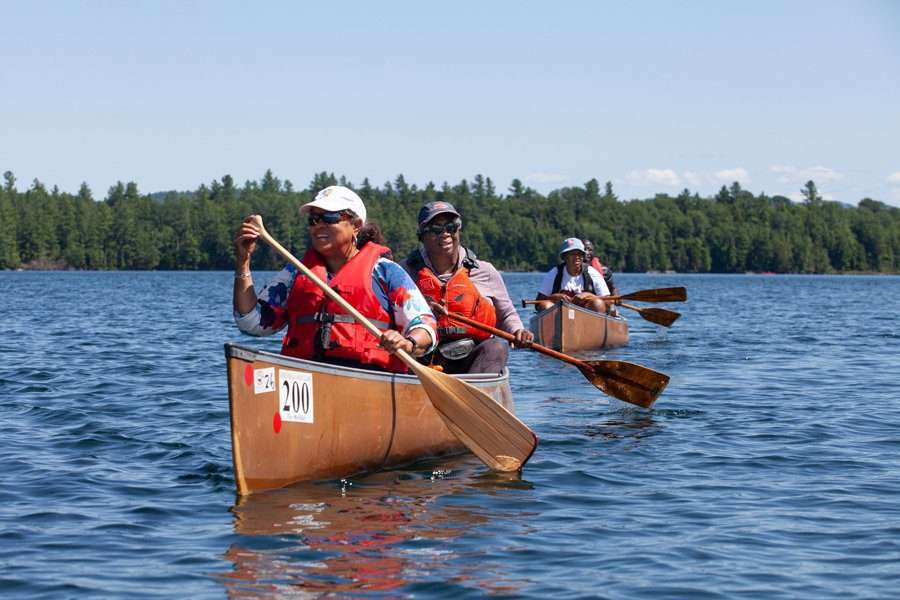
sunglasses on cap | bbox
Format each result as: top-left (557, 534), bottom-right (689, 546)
top-left (421, 221), bottom-right (461, 236)
top-left (307, 211), bottom-right (351, 226)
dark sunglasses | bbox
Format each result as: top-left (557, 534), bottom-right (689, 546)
top-left (422, 221), bottom-right (461, 236)
top-left (307, 211), bottom-right (349, 226)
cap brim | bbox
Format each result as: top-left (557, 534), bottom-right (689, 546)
top-left (300, 198), bottom-right (342, 215)
top-left (420, 210), bottom-right (461, 225)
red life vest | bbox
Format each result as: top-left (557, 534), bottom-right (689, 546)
top-left (281, 242), bottom-right (407, 373)
top-left (408, 247), bottom-right (496, 342)
top-left (590, 256), bottom-right (605, 273)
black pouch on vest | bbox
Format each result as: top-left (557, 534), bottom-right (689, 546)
top-left (437, 338), bottom-right (476, 361)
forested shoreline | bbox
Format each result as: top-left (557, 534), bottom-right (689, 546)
top-left (1, 169), bottom-right (897, 274)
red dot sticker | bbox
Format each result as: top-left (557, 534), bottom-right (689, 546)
top-left (273, 411), bottom-right (282, 434)
top-left (244, 364), bottom-right (253, 386)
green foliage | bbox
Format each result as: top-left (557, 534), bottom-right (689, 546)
top-left (1, 170), bottom-right (898, 274)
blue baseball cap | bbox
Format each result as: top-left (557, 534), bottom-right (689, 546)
top-left (417, 201), bottom-right (461, 226)
top-left (558, 237), bottom-right (586, 259)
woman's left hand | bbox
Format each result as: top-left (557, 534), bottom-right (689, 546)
top-left (379, 329), bottom-right (413, 355)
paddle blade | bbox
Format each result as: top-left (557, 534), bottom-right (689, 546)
top-left (620, 287), bottom-right (687, 303)
top-left (578, 360), bottom-right (670, 409)
top-left (409, 362), bottom-right (538, 472)
top-left (638, 307), bottom-right (681, 327)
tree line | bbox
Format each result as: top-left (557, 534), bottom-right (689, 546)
top-left (1, 169), bottom-right (898, 274)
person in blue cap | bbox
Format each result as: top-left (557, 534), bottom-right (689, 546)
top-left (534, 237), bottom-right (611, 313)
top-left (400, 201), bottom-right (533, 374)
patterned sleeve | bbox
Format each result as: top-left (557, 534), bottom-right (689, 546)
top-left (233, 264), bottom-right (297, 336)
top-left (372, 258), bottom-right (438, 353)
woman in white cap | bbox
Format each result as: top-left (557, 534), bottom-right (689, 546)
top-left (232, 185), bottom-right (437, 373)
top-left (534, 237), bottom-right (610, 313)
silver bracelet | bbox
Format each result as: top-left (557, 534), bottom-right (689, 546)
top-left (234, 272), bottom-right (252, 279)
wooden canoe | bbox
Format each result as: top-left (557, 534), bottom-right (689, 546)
top-left (528, 300), bottom-right (629, 352)
top-left (225, 342), bottom-right (515, 495)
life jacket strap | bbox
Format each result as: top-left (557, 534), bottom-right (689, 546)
top-left (438, 326), bottom-right (468, 337)
top-left (296, 313), bottom-right (389, 329)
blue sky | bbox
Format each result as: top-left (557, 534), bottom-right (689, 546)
top-left (2, 1), bottom-right (899, 205)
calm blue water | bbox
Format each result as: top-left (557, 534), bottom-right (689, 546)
top-left (2, 271), bottom-right (899, 598)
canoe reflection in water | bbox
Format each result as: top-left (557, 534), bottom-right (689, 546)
top-left (219, 464), bottom-right (531, 596)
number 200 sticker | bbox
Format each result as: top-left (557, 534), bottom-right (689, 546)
top-left (278, 369), bottom-right (314, 424)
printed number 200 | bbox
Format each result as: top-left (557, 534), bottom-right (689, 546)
top-left (282, 380), bottom-right (310, 415)
top-left (278, 370), bottom-right (314, 423)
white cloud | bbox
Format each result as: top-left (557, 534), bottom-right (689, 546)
top-left (623, 167), bottom-right (750, 190)
top-left (770, 164), bottom-right (844, 184)
top-left (683, 171), bottom-right (703, 187)
top-left (524, 172), bottom-right (567, 185)
top-left (714, 168), bottom-right (751, 184)
top-left (886, 171), bottom-right (900, 185)
top-left (625, 168), bottom-right (682, 187)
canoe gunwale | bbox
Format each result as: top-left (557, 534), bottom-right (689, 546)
top-left (530, 300), bottom-right (629, 325)
top-left (225, 342), bottom-right (510, 384)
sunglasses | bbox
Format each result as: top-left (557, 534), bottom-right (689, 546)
top-left (422, 221), bottom-right (461, 236)
top-left (307, 211), bottom-right (349, 226)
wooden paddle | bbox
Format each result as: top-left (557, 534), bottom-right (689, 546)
top-left (616, 302), bottom-right (681, 327)
top-left (431, 304), bottom-right (669, 409)
top-left (603, 286), bottom-right (687, 303)
top-left (250, 216), bottom-right (537, 473)
top-left (520, 287), bottom-right (687, 305)
top-left (521, 298), bottom-right (681, 327)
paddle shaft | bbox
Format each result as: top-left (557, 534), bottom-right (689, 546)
top-left (433, 305), bottom-right (589, 370)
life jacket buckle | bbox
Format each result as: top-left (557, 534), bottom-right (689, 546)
top-left (437, 338), bottom-right (476, 361)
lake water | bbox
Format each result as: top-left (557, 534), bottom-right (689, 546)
top-left (1, 271), bottom-right (899, 598)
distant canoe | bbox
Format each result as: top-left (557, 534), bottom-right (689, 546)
top-left (528, 300), bottom-right (629, 352)
top-left (225, 343), bottom-right (515, 495)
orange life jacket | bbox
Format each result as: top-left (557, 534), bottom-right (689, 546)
top-left (408, 247), bottom-right (496, 342)
top-left (281, 242), bottom-right (407, 373)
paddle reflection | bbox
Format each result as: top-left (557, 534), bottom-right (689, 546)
top-left (581, 410), bottom-right (659, 444)
top-left (220, 465), bottom-right (525, 596)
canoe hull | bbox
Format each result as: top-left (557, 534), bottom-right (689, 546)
top-left (225, 343), bottom-right (514, 494)
top-left (528, 301), bottom-right (629, 352)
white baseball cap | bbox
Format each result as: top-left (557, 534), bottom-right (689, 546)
top-left (299, 185), bottom-right (366, 224)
